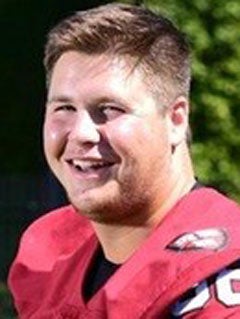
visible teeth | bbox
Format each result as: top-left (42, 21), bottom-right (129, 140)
top-left (71, 160), bottom-right (107, 171)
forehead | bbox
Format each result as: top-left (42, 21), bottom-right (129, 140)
top-left (48, 51), bottom-right (145, 98)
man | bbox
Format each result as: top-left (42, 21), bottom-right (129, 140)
top-left (8, 3), bottom-right (240, 318)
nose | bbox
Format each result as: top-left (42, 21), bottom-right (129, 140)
top-left (68, 110), bottom-right (101, 145)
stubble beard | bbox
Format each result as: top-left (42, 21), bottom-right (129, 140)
top-left (68, 176), bottom-right (153, 226)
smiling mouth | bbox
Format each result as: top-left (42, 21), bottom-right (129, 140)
top-left (67, 159), bottom-right (115, 173)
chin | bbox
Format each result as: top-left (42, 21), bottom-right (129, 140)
top-left (68, 186), bottom-right (114, 216)
top-left (69, 191), bottom-right (134, 225)
top-left (71, 200), bottom-right (118, 224)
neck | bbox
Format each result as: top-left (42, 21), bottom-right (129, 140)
top-left (91, 222), bottom-right (152, 264)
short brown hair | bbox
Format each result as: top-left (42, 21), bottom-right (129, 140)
top-left (44, 3), bottom-right (190, 106)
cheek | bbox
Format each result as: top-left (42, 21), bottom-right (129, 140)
top-left (105, 116), bottom-right (171, 169)
top-left (43, 117), bottom-right (69, 159)
top-left (106, 117), bottom-right (153, 157)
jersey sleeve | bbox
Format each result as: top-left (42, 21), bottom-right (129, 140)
top-left (170, 260), bottom-right (240, 318)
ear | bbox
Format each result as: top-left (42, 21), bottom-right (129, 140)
top-left (168, 96), bottom-right (190, 147)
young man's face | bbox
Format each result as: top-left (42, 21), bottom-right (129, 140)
top-left (44, 51), bottom-right (183, 224)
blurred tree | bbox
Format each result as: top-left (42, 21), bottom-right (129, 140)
top-left (120, 0), bottom-right (240, 201)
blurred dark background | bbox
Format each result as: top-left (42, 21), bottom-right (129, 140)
top-left (0, 1), bottom-right (110, 315)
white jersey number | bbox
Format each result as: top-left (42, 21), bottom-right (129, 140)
top-left (216, 268), bottom-right (240, 306)
top-left (172, 266), bottom-right (240, 317)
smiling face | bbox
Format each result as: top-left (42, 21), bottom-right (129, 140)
top-left (44, 51), bottom-right (187, 225)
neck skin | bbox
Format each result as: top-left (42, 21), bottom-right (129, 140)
top-left (91, 143), bottom-right (195, 264)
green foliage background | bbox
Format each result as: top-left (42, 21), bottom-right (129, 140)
top-left (120, 0), bottom-right (240, 200)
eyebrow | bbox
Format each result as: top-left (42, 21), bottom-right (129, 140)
top-left (46, 94), bottom-right (129, 110)
top-left (47, 95), bottom-right (73, 104)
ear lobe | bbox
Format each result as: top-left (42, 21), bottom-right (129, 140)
top-left (168, 96), bottom-right (189, 147)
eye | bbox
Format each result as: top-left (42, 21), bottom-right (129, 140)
top-left (53, 104), bottom-right (76, 113)
top-left (98, 104), bottom-right (125, 121)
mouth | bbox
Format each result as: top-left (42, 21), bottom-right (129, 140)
top-left (67, 159), bottom-right (115, 174)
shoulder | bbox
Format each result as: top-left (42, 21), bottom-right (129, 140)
top-left (184, 186), bottom-right (239, 209)
top-left (165, 187), bottom-right (240, 250)
top-left (10, 205), bottom-right (94, 271)
top-left (8, 206), bottom-right (95, 317)
top-left (168, 188), bottom-right (240, 317)
top-left (177, 187), bottom-right (240, 225)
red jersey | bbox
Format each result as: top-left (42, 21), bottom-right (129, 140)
top-left (8, 188), bottom-right (240, 318)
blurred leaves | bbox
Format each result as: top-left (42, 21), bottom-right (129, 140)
top-left (0, 283), bottom-right (16, 318)
top-left (121, 0), bottom-right (240, 200)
